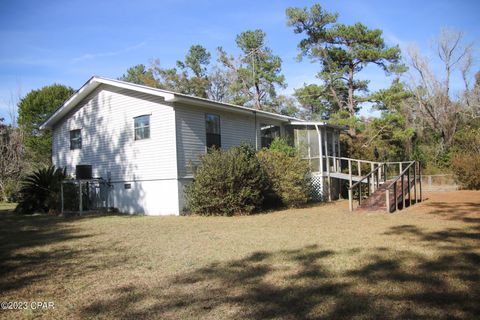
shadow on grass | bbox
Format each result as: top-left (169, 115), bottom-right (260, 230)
top-left (81, 245), bottom-right (478, 319)
top-left (0, 211), bottom-right (137, 294)
top-left (2, 198), bottom-right (478, 319)
top-left (79, 200), bottom-right (479, 319)
top-left (424, 201), bottom-right (480, 221)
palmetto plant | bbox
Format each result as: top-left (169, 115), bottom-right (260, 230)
top-left (15, 166), bottom-right (66, 214)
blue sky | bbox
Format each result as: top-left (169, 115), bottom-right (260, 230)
top-left (1, 0), bottom-right (479, 121)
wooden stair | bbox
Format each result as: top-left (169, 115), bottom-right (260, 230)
top-left (356, 177), bottom-right (414, 212)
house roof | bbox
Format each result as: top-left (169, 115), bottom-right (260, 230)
top-left (40, 76), bottom-right (346, 131)
top-left (40, 76), bottom-right (303, 129)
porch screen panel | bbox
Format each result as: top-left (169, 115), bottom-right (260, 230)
top-left (308, 129), bottom-right (320, 172)
top-left (308, 129), bottom-right (319, 157)
top-left (294, 128), bottom-right (309, 158)
top-left (326, 131), bottom-right (333, 156)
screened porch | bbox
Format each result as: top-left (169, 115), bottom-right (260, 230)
top-left (290, 122), bottom-right (342, 174)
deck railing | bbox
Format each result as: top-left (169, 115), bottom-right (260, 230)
top-left (348, 163), bottom-right (385, 211)
top-left (333, 157), bottom-right (423, 212)
top-left (383, 161), bottom-right (422, 213)
top-left (304, 155), bottom-right (422, 212)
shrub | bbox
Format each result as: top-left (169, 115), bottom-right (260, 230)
top-left (451, 154), bottom-right (480, 190)
top-left (267, 137), bottom-right (298, 157)
top-left (1, 178), bottom-right (22, 202)
top-left (258, 138), bottom-right (310, 207)
top-left (185, 145), bottom-right (268, 216)
top-left (15, 166), bottom-right (66, 214)
top-left (451, 127), bottom-right (480, 190)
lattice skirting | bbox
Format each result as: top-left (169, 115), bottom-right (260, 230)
top-left (310, 174), bottom-right (324, 202)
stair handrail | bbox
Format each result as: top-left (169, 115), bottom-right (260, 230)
top-left (347, 163), bottom-right (385, 211)
top-left (384, 160), bottom-right (422, 213)
top-left (384, 161), bottom-right (415, 189)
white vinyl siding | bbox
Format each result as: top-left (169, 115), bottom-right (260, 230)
top-left (52, 84), bottom-right (177, 182)
top-left (174, 103), bottom-right (284, 178)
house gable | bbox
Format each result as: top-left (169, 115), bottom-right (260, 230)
top-left (52, 84), bottom-right (177, 182)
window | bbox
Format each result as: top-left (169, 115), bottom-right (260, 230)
top-left (70, 129), bottom-right (82, 150)
top-left (260, 124), bottom-right (280, 148)
top-left (134, 115), bottom-right (150, 140)
top-left (205, 114), bottom-right (221, 149)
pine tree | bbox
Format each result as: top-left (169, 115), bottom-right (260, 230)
top-left (287, 3), bottom-right (402, 136)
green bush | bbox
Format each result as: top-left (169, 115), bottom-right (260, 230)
top-left (258, 138), bottom-right (310, 207)
top-left (451, 128), bottom-right (480, 189)
top-left (267, 137), bottom-right (298, 157)
top-left (451, 154), bottom-right (480, 190)
top-left (15, 166), bottom-right (66, 214)
top-left (1, 178), bottom-right (22, 202)
top-left (185, 145), bottom-right (268, 216)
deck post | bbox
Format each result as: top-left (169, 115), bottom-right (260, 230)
top-left (315, 125), bottom-right (324, 175)
top-left (337, 132), bottom-right (341, 171)
top-left (385, 189), bottom-right (390, 213)
top-left (394, 182), bottom-right (398, 212)
top-left (407, 168), bottom-right (411, 207)
top-left (370, 162), bottom-right (375, 193)
top-left (367, 176), bottom-right (370, 196)
top-left (419, 163), bottom-right (422, 202)
top-left (413, 162), bottom-right (417, 203)
top-left (332, 136), bottom-right (337, 173)
top-left (384, 163), bottom-right (387, 182)
top-left (348, 189), bottom-right (353, 211)
top-left (323, 128), bottom-right (332, 201)
top-left (314, 125), bottom-right (325, 200)
top-left (348, 160), bottom-right (352, 188)
top-left (358, 183), bottom-right (361, 205)
top-left (401, 174), bottom-right (405, 209)
top-left (379, 164), bottom-right (382, 183)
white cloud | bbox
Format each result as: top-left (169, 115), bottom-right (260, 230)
top-left (71, 41), bottom-right (147, 63)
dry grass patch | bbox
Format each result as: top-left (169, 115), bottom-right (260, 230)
top-left (1, 191), bottom-right (479, 319)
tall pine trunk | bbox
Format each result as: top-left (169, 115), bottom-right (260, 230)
top-left (347, 67), bottom-right (357, 138)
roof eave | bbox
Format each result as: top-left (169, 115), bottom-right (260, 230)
top-left (170, 95), bottom-right (297, 122)
top-left (290, 121), bottom-right (347, 131)
top-left (39, 76), bottom-right (99, 130)
top-left (39, 76), bottom-right (301, 130)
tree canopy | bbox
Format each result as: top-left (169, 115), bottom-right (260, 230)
top-left (17, 84), bottom-right (74, 165)
top-left (105, 3), bottom-right (480, 178)
top-left (218, 29), bottom-right (286, 110)
top-left (154, 44), bottom-right (212, 98)
top-left (286, 3), bottom-right (403, 136)
top-left (118, 64), bottom-right (157, 87)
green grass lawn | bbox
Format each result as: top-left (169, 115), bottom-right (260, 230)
top-left (1, 191), bottom-right (479, 319)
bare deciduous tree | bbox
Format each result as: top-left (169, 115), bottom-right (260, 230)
top-left (408, 28), bottom-right (474, 146)
top-left (0, 87), bottom-right (26, 201)
top-left (206, 66), bottom-right (235, 103)
top-left (0, 118), bottom-right (25, 201)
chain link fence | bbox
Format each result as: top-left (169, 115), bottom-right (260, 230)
top-left (421, 174), bottom-right (458, 192)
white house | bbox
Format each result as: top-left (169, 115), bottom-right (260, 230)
top-left (40, 76), bottom-right (343, 215)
